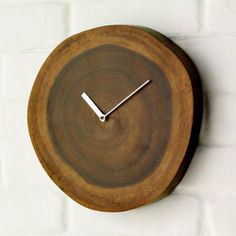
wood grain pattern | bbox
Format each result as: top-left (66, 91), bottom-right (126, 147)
top-left (28, 25), bottom-right (202, 211)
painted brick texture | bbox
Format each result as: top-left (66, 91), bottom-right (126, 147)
top-left (0, 0), bottom-right (236, 235)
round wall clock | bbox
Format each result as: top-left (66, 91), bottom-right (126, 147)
top-left (28, 25), bottom-right (202, 212)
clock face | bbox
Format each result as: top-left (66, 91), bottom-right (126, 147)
top-left (28, 25), bottom-right (202, 211)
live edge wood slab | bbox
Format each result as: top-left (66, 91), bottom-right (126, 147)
top-left (28, 25), bottom-right (202, 212)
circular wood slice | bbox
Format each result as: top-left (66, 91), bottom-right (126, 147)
top-left (28, 25), bottom-right (202, 212)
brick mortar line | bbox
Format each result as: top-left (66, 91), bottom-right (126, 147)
top-left (0, 33), bottom-right (236, 55)
top-left (171, 33), bottom-right (236, 41)
top-left (0, 31), bottom-right (236, 55)
top-left (198, 0), bottom-right (207, 34)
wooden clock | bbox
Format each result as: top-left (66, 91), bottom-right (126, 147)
top-left (28, 25), bottom-right (202, 212)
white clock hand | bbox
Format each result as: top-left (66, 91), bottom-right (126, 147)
top-left (81, 92), bottom-right (106, 122)
top-left (104, 80), bottom-right (150, 119)
top-left (82, 80), bottom-right (150, 123)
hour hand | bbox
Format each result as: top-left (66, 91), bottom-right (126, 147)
top-left (81, 92), bottom-right (105, 122)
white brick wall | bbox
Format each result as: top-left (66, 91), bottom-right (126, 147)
top-left (206, 0), bottom-right (236, 34)
top-left (0, 187), bottom-right (66, 234)
top-left (70, 0), bottom-right (199, 37)
top-left (0, 3), bottom-right (69, 52)
top-left (69, 195), bottom-right (201, 236)
top-left (0, 0), bottom-right (235, 235)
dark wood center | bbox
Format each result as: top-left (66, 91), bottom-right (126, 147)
top-left (47, 45), bottom-right (172, 188)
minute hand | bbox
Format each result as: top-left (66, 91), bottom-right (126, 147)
top-left (104, 80), bottom-right (150, 119)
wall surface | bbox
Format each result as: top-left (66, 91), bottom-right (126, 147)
top-left (0, 0), bottom-right (236, 235)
